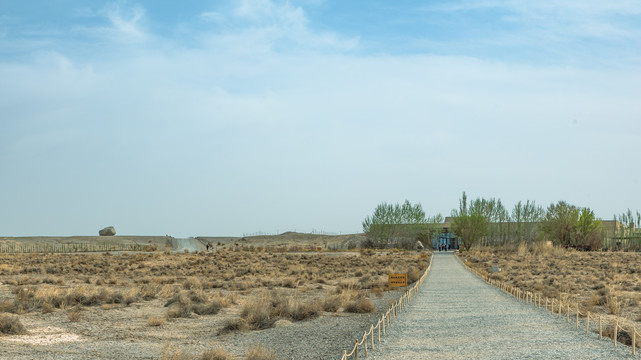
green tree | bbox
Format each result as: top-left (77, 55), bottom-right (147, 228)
top-left (576, 207), bottom-right (602, 249)
top-left (512, 200), bottom-right (545, 244)
top-left (416, 214), bottom-right (445, 247)
top-left (451, 192), bottom-right (489, 251)
top-left (543, 201), bottom-right (579, 246)
top-left (362, 200), bottom-right (429, 249)
top-left (613, 209), bottom-right (641, 250)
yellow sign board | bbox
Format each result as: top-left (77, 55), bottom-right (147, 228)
top-left (388, 273), bottom-right (407, 288)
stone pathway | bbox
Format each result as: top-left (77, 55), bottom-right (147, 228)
top-left (368, 252), bottom-right (635, 359)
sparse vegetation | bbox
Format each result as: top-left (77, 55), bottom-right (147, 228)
top-left (147, 316), bottom-right (166, 327)
top-left (0, 248), bottom-right (427, 359)
top-left (246, 345), bottom-right (278, 360)
top-left (0, 313), bottom-right (28, 335)
top-left (461, 244), bottom-right (641, 338)
top-left (201, 348), bottom-right (232, 360)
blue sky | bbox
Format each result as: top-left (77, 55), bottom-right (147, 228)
top-left (1, 0), bottom-right (640, 237)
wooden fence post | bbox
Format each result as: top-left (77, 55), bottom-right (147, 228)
top-left (364, 331), bottom-right (368, 355)
top-left (354, 340), bottom-right (358, 360)
top-left (599, 317), bottom-right (602, 339)
top-left (586, 312), bottom-right (590, 334)
top-left (371, 324), bottom-right (374, 349)
top-left (614, 323), bottom-right (618, 347)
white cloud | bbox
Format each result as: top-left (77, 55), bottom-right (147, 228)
top-left (71, 2), bottom-right (148, 43)
top-left (0, 0), bottom-right (639, 236)
top-left (419, 0), bottom-right (641, 63)
top-left (200, 0), bottom-right (358, 53)
top-left (234, 0), bottom-right (307, 28)
top-left (103, 2), bottom-right (147, 41)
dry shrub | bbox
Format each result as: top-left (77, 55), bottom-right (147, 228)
top-left (601, 323), bottom-right (632, 345)
top-left (223, 290), bottom-right (320, 334)
top-left (161, 343), bottom-right (190, 360)
top-left (246, 345), bottom-right (277, 360)
top-left (240, 297), bottom-right (275, 330)
top-left (323, 294), bottom-right (342, 312)
top-left (68, 310), bottom-right (82, 322)
top-left (280, 278), bottom-right (297, 288)
top-left (583, 293), bottom-right (601, 311)
top-left (0, 300), bottom-right (13, 313)
top-left (0, 314), bottom-right (28, 335)
top-left (517, 242), bottom-right (529, 257)
top-left (183, 277), bottom-right (203, 290)
top-left (192, 301), bottom-right (223, 316)
top-left (147, 317), bottom-right (166, 327)
top-left (7, 284), bottom-right (138, 314)
top-left (164, 291), bottom-right (224, 318)
top-left (166, 303), bottom-right (192, 319)
top-left (41, 302), bottom-right (55, 314)
top-left (201, 348), bottom-right (231, 360)
top-left (345, 297), bottom-right (375, 313)
top-left (140, 283), bottom-right (161, 300)
top-left (606, 295), bottom-right (622, 315)
top-left (289, 300), bottom-right (321, 321)
top-left (188, 290), bottom-right (207, 304)
top-left (371, 286), bottom-right (384, 298)
top-left (407, 268), bottom-right (421, 283)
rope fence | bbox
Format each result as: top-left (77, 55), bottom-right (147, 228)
top-left (456, 254), bottom-right (641, 355)
top-left (340, 253), bottom-right (434, 360)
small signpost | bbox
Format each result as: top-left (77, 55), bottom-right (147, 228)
top-left (420, 253), bottom-right (428, 259)
top-left (388, 273), bottom-right (407, 291)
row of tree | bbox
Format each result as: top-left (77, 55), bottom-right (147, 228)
top-left (362, 194), bottom-right (638, 250)
top-left (361, 200), bottom-right (443, 249)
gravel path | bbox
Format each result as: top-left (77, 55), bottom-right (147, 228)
top-left (369, 252), bottom-right (635, 360)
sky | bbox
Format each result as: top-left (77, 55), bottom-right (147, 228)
top-left (1, 0), bottom-right (640, 237)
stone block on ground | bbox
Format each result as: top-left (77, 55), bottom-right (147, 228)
top-left (99, 226), bottom-right (116, 236)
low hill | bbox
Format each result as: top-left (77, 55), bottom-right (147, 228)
top-left (197, 232), bottom-right (365, 249)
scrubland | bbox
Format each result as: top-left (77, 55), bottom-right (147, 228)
top-left (0, 249), bottom-right (429, 359)
top-left (460, 244), bottom-right (641, 345)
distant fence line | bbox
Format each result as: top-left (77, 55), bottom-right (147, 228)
top-left (340, 253), bottom-right (433, 360)
top-left (0, 242), bottom-right (151, 254)
top-left (242, 229), bottom-right (339, 237)
top-left (457, 255), bottom-right (641, 356)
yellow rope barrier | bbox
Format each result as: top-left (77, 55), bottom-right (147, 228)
top-left (455, 253), bottom-right (641, 356)
top-left (339, 253), bottom-right (434, 359)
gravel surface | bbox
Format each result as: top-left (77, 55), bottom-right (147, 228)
top-left (0, 289), bottom-right (402, 360)
top-left (369, 252), bottom-right (636, 360)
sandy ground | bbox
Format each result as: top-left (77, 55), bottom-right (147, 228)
top-left (0, 287), bottom-right (404, 359)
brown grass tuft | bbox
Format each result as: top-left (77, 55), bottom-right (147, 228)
top-left (147, 317), bottom-right (166, 327)
top-left (0, 314), bottom-right (28, 335)
top-left (160, 343), bottom-right (190, 360)
top-left (201, 348), bottom-right (231, 360)
top-left (345, 297), bottom-right (375, 313)
top-left (68, 310), bottom-right (82, 322)
top-left (246, 345), bottom-right (278, 360)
